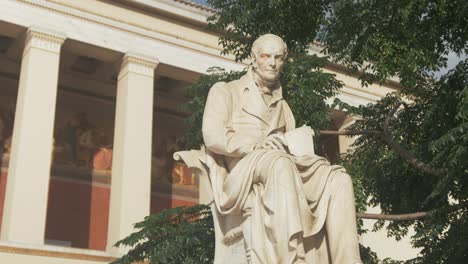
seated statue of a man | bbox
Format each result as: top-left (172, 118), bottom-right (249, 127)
top-left (199, 34), bottom-right (362, 264)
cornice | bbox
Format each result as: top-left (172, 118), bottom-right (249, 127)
top-left (115, 0), bottom-right (214, 25)
top-left (15, 0), bottom-right (239, 65)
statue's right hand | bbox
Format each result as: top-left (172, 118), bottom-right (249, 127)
top-left (259, 134), bottom-right (287, 151)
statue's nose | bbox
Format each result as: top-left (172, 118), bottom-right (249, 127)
top-left (268, 57), bottom-right (276, 67)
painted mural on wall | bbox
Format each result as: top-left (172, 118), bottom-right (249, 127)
top-left (53, 112), bottom-right (112, 169)
top-left (151, 128), bottom-right (199, 207)
top-left (0, 85), bottom-right (198, 205)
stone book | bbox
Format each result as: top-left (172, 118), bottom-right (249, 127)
top-left (284, 125), bottom-right (315, 157)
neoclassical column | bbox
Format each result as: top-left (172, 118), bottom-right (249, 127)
top-left (107, 53), bottom-right (159, 253)
top-left (1, 27), bottom-right (66, 244)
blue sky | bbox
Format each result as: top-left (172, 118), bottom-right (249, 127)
top-left (435, 52), bottom-right (467, 78)
top-left (190, 0), bottom-right (209, 5)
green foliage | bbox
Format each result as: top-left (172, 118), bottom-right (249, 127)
top-left (322, 0), bottom-right (468, 87)
top-left (360, 245), bottom-right (380, 264)
top-left (111, 205), bottom-right (214, 264)
top-left (343, 60), bottom-right (468, 263)
top-left (281, 55), bottom-right (341, 133)
top-left (207, 0), bottom-right (327, 61)
top-left (345, 61), bottom-right (467, 218)
top-left (359, 244), bottom-right (405, 264)
top-left (207, 0), bottom-right (468, 87)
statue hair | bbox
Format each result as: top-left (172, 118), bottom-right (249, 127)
top-left (251, 34), bottom-right (288, 59)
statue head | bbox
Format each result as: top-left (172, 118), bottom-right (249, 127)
top-left (251, 34), bottom-right (288, 84)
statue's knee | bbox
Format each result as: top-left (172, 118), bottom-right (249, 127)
top-left (272, 156), bottom-right (295, 171)
top-left (331, 172), bottom-right (353, 191)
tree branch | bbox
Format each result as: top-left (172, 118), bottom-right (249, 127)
top-left (319, 130), bottom-right (381, 136)
top-left (357, 211), bottom-right (428, 221)
top-left (382, 101), bottom-right (446, 177)
top-left (320, 101), bottom-right (446, 177)
top-left (356, 201), bottom-right (468, 221)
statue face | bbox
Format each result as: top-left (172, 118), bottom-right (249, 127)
top-left (252, 40), bottom-right (286, 83)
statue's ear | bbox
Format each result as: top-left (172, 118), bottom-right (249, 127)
top-left (251, 53), bottom-right (257, 68)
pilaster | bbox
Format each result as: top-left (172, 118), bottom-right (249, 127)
top-left (107, 53), bottom-right (158, 253)
top-left (1, 27), bottom-right (66, 244)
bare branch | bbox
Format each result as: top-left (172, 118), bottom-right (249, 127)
top-left (357, 211), bottom-right (428, 221)
top-left (319, 130), bottom-right (382, 136)
top-left (382, 101), bottom-right (446, 177)
top-left (357, 201), bottom-right (468, 221)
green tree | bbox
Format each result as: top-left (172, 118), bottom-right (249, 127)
top-left (111, 205), bottom-right (214, 264)
top-left (113, 1), bottom-right (468, 263)
top-left (205, 0), bottom-right (468, 262)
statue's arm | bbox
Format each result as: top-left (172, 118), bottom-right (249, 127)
top-left (282, 101), bottom-right (296, 131)
top-left (202, 82), bottom-right (256, 158)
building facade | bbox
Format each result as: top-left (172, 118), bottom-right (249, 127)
top-left (0, 0), bottom-right (415, 263)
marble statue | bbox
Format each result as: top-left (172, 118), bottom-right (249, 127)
top-left (175, 34), bottom-right (362, 264)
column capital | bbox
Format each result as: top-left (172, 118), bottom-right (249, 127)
top-left (24, 26), bottom-right (66, 54)
top-left (119, 53), bottom-right (159, 79)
